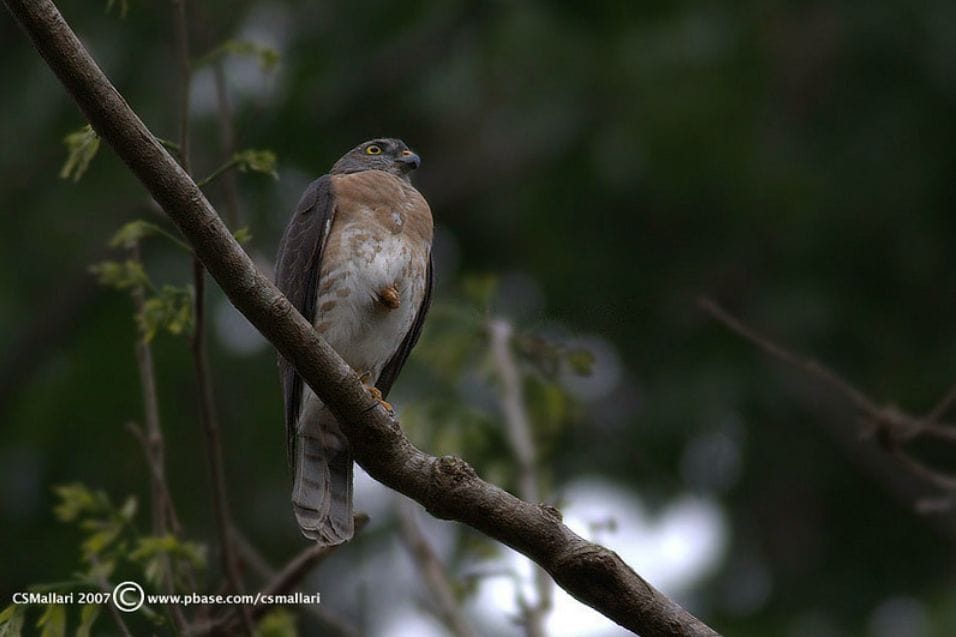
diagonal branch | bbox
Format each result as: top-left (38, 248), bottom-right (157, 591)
top-left (397, 498), bottom-right (478, 637)
top-left (697, 298), bottom-right (879, 415)
top-left (699, 297), bottom-right (956, 497)
top-left (231, 527), bottom-right (362, 637)
top-left (3, 3), bottom-right (718, 635)
top-left (489, 318), bottom-right (552, 637)
top-left (210, 515), bottom-right (369, 636)
top-left (698, 298), bottom-right (956, 444)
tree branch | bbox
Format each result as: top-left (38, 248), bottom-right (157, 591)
top-left (210, 515), bottom-right (369, 636)
top-left (3, 3), bottom-right (718, 635)
top-left (128, 244), bottom-right (191, 634)
top-left (231, 526), bottom-right (363, 637)
top-left (699, 297), bottom-right (956, 504)
top-left (397, 498), bottom-right (477, 637)
top-left (489, 318), bottom-right (552, 637)
top-left (191, 255), bottom-right (253, 634)
top-left (168, 1), bottom-right (252, 631)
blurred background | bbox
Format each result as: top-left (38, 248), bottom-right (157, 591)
top-left (2, 1), bottom-right (956, 635)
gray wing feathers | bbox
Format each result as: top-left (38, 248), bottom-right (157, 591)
top-left (275, 176), bottom-right (336, 466)
top-left (276, 176), bottom-right (355, 543)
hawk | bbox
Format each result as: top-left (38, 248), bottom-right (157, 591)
top-left (275, 138), bottom-right (433, 544)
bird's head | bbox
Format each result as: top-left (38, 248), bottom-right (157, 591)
top-left (330, 138), bottom-right (421, 183)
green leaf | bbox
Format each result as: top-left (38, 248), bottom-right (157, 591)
top-left (80, 519), bottom-right (124, 558)
top-left (108, 220), bottom-right (191, 252)
top-left (233, 226), bottom-right (253, 245)
top-left (131, 534), bottom-right (207, 588)
top-left (131, 535), bottom-right (207, 569)
top-left (118, 496), bottom-right (138, 523)
top-left (0, 606), bottom-right (16, 625)
top-left (60, 125), bottom-right (100, 183)
top-left (75, 604), bottom-right (99, 637)
top-left (88, 260), bottom-right (151, 291)
top-left (0, 605), bottom-right (25, 637)
top-left (108, 220), bottom-right (159, 249)
top-left (52, 484), bottom-right (110, 523)
top-left (197, 39), bottom-right (280, 72)
top-left (254, 608), bottom-right (298, 637)
top-left (233, 149), bottom-right (278, 180)
top-left (36, 605), bottom-right (65, 637)
top-left (137, 285), bottom-right (194, 342)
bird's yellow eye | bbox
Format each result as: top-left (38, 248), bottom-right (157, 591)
top-left (365, 145), bottom-right (383, 155)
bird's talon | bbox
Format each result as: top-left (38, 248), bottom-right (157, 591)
top-left (361, 381), bottom-right (393, 413)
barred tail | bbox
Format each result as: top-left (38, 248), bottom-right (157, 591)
top-left (292, 404), bottom-right (354, 545)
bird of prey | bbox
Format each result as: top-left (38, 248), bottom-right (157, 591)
top-left (275, 138), bottom-right (433, 544)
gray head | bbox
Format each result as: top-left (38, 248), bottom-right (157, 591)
top-left (330, 138), bottom-right (421, 183)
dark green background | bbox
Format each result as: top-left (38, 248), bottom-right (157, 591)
top-left (2, 1), bottom-right (955, 635)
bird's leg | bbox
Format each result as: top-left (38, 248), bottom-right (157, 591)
top-left (358, 371), bottom-right (394, 413)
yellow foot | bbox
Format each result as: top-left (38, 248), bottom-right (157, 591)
top-left (361, 377), bottom-right (393, 413)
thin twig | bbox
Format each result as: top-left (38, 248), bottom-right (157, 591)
top-left (191, 257), bottom-right (254, 635)
top-left (171, 0), bottom-right (191, 173)
top-left (89, 555), bottom-right (134, 637)
top-left (925, 381), bottom-right (956, 425)
top-left (128, 245), bottom-right (190, 634)
top-left (192, 2), bottom-right (242, 228)
top-left (209, 516), bottom-right (369, 636)
top-left (170, 1), bottom-right (252, 633)
top-left (231, 528), bottom-right (362, 637)
top-left (125, 422), bottom-right (183, 535)
top-left (229, 529), bottom-right (275, 582)
top-left (397, 499), bottom-right (478, 637)
top-left (698, 297), bottom-right (879, 414)
top-left (489, 318), bottom-right (551, 637)
top-left (212, 61), bottom-right (242, 227)
top-left (195, 156), bottom-right (240, 188)
top-left (700, 296), bottom-right (956, 498)
top-left (130, 246), bottom-right (168, 538)
top-left (889, 446), bottom-right (956, 491)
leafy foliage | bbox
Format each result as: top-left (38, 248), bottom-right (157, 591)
top-left (88, 259), bottom-right (150, 291)
top-left (233, 149), bottom-right (279, 180)
top-left (0, 605), bottom-right (25, 637)
top-left (35, 604), bottom-right (65, 637)
top-left (109, 220), bottom-right (190, 252)
top-left (0, 483), bottom-right (206, 637)
top-left (233, 226), bottom-right (253, 245)
top-left (130, 535), bottom-right (206, 589)
top-left (90, 220), bottom-right (197, 342)
top-left (59, 125), bottom-right (100, 183)
top-left (254, 609), bottom-right (298, 637)
top-left (137, 284), bottom-right (194, 342)
top-left (74, 604), bottom-right (99, 637)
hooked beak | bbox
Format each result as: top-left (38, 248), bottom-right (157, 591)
top-left (396, 151), bottom-right (421, 172)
